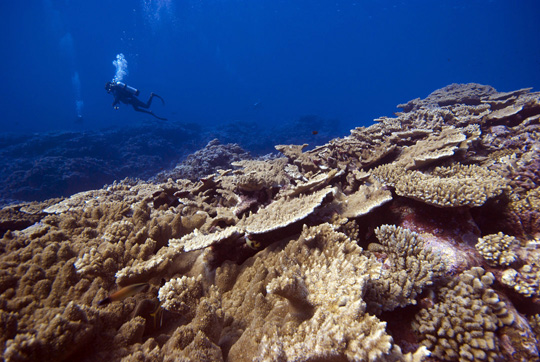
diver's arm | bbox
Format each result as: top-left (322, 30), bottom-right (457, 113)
top-left (112, 97), bottom-right (120, 109)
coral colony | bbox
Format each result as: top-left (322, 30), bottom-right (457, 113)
top-left (2, 83), bottom-right (540, 361)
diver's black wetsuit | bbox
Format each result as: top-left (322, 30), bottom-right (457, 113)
top-left (105, 82), bottom-right (167, 120)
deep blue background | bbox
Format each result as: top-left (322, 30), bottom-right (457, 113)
top-left (1, 0), bottom-right (539, 135)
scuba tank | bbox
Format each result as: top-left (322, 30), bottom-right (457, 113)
top-left (115, 82), bottom-right (140, 96)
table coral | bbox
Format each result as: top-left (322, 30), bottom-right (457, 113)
top-left (396, 126), bottom-right (469, 170)
top-left (336, 182), bottom-right (392, 219)
top-left (373, 163), bottom-right (508, 207)
top-left (243, 186), bottom-right (335, 235)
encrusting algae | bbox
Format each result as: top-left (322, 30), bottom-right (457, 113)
top-left (1, 83), bottom-right (540, 361)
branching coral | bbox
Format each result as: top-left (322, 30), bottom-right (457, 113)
top-left (475, 232), bottom-right (517, 266)
top-left (365, 224), bottom-right (444, 313)
top-left (413, 267), bottom-right (514, 362)
top-left (501, 245), bottom-right (540, 298)
top-left (222, 223), bottom-right (429, 362)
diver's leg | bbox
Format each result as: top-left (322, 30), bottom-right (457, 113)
top-left (150, 92), bottom-right (165, 105)
top-left (133, 106), bottom-right (168, 121)
top-left (132, 98), bottom-right (149, 109)
top-left (144, 93), bottom-right (165, 107)
top-left (143, 94), bottom-right (154, 108)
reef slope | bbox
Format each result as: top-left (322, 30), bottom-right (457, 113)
top-left (1, 83), bottom-right (540, 362)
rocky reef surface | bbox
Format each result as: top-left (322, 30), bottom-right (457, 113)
top-left (0, 122), bottom-right (205, 204)
top-left (1, 83), bottom-right (540, 361)
top-left (0, 114), bottom-right (339, 208)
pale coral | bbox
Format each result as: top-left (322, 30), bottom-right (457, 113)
top-left (337, 182), bottom-right (393, 219)
top-left (169, 226), bottom-right (243, 252)
top-left (243, 186), bottom-right (335, 235)
top-left (158, 275), bottom-right (204, 315)
top-left (396, 126), bottom-right (469, 170)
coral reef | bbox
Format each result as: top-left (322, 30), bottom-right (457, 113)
top-left (365, 224), bottom-right (444, 313)
top-left (373, 163), bottom-right (508, 207)
top-left (413, 267), bottom-right (515, 362)
top-left (1, 83), bottom-right (539, 361)
top-left (0, 124), bottom-right (205, 203)
top-left (152, 139), bottom-right (251, 183)
top-left (475, 232), bottom-right (517, 266)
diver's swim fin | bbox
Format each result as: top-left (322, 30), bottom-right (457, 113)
top-left (151, 111), bottom-right (167, 121)
top-left (152, 93), bottom-right (165, 105)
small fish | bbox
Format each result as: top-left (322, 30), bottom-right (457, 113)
top-left (312, 130), bottom-right (318, 135)
top-left (98, 283), bottom-right (149, 306)
top-left (246, 236), bottom-right (261, 250)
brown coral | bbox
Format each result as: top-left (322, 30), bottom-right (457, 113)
top-left (475, 232), bottom-right (517, 266)
top-left (1, 83), bottom-right (540, 362)
top-left (413, 267), bottom-right (514, 362)
top-left (373, 163), bottom-right (508, 207)
top-left (365, 224), bottom-right (444, 313)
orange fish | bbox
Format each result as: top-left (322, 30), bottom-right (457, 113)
top-left (98, 283), bottom-right (149, 306)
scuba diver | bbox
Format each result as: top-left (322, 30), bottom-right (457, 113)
top-left (105, 81), bottom-right (167, 120)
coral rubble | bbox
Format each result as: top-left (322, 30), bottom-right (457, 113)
top-left (1, 83), bottom-right (540, 361)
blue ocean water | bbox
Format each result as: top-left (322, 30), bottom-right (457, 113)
top-left (1, 0), bottom-right (539, 135)
top-left (0, 0), bottom-right (539, 203)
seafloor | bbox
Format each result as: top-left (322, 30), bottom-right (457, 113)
top-left (1, 83), bottom-right (539, 361)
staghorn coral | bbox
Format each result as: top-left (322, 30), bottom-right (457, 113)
top-left (373, 163), bottom-right (508, 207)
top-left (413, 267), bottom-right (514, 362)
top-left (475, 232), bottom-right (517, 266)
top-left (365, 224), bottom-right (444, 313)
